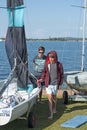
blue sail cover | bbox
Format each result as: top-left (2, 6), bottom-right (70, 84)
top-left (5, 0), bottom-right (28, 88)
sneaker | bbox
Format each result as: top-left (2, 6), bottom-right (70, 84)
top-left (48, 115), bottom-right (53, 119)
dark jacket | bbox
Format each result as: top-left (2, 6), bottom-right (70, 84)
top-left (41, 51), bottom-right (64, 88)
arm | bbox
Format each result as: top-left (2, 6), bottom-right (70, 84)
top-left (33, 56), bottom-right (38, 66)
top-left (37, 62), bottom-right (47, 82)
top-left (41, 63), bottom-right (47, 80)
top-left (58, 62), bottom-right (64, 86)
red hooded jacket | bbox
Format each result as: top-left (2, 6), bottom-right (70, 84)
top-left (41, 51), bottom-right (64, 88)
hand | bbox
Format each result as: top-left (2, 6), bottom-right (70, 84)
top-left (37, 79), bottom-right (42, 83)
top-left (59, 85), bottom-right (62, 90)
top-left (37, 79), bottom-right (42, 87)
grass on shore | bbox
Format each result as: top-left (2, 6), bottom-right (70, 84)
top-left (0, 96), bottom-right (87, 130)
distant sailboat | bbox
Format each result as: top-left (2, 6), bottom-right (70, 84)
top-left (0, 0), bottom-right (40, 127)
top-left (64, 0), bottom-right (87, 103)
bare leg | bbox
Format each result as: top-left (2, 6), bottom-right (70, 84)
top-left (52, 95), bottom-right (57, 114)
top-left (39, 88), bottom-right (42, 101)
top-left (48, 94), bottom-right (53, 119)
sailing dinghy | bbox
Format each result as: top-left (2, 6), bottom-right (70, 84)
top-left (0, 0), bottom-right (40, 127)
top-left (63, 0), bottom-right (87, 103)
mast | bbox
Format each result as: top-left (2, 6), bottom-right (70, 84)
top-left (12, 0), bottom-right (17, 68)
top-left (81, 0), bottom-right (87, 71)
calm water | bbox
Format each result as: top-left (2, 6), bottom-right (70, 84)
top-left (0, 40), bottom-right (87, 80)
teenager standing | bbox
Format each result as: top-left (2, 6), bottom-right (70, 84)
top-left (38, 50), bottom-right (64, 119)
top-left (33, 46), bottom-right (46, 102)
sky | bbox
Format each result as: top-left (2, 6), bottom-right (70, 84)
top-left (0, 0), bottom-right (86, 39)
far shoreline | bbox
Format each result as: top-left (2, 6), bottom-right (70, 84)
top-left (0, 37), bottom-right (87, 43)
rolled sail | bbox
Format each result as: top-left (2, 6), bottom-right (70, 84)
top-left (5, 0), bottom-right (28, 88)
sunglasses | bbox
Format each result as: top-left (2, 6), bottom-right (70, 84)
top-left (39, 51), bottom-right (44, 54)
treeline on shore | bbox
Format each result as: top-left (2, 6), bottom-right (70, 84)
top-left (0, 37), bottom-right (87, 42)
top-left (27, 37), bottom-right (87, 41)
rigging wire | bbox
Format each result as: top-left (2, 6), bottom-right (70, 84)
top-left (74, 0), bottom-right (83, 71)
top-left (24, 0), bottom-right (33, 39)
top-left (61, 1), bottom-right (82, 72)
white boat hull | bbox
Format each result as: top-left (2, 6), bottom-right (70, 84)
top-left (64, 71), bottom-right (87, 92)
top-left (0, 87), bottom-right (40, 126)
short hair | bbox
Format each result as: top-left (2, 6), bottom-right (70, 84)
top-left (38, 46), bottom-right (45, 52)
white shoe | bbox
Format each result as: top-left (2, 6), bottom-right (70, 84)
top-left (48, 115), bottom-right (53, 119)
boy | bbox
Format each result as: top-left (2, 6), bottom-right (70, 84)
top-left (33, 46), bottom-right (46, 102)
top-left (38, 51), bottom-right (64, 119)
